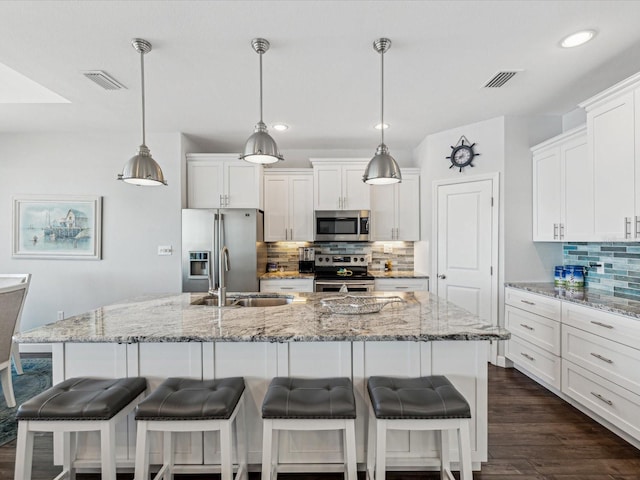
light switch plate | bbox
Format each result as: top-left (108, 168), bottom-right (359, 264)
top-left (158, 245), bottom-right (173, 256)
top-left (383, 243), bottom-right (393, 254)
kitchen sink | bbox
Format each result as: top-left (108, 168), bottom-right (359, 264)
top-left (191, 295), bottom-right (293, 307)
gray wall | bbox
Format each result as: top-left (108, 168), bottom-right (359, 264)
top-left (0, 132), bottom-right (183, 331)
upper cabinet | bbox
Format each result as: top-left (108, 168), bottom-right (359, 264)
top-left (532, 127), bottom-right (591, 241)
top-left (371, 169), bottom-right (420, 241)
top-left (310, 159), bottom-right (370, 211)
top-left (580, 78), bottom-right (639, 241)
top-left (263, 169), bottom-right (314, 242)
top-left (186, 153), bottom-right (263, 209)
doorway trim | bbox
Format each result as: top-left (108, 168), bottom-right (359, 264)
top-left (431, 172), bottom-right (500, 364)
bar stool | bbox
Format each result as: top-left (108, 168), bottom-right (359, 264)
top-left (134, 377), bottom-right (247, 480)
top-left (367, 375), bottom-right (473, 480)
top-left (261, 377), bottom-right (357, 480)
top-left (14, 376), bottom-right (147, 480)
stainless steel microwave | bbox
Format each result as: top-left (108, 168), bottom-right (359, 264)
top-left (314, 210), bottom-right (370, 241)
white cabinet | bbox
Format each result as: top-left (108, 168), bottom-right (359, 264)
top-left (579, 73), bottom-right (640, 240)
top-left (186, 153), bottom-right (263, 209)
top-left (371, 169), bottom-right (420, 241)
top-left (504, 288), bottom-right (562, 389)
top-left (260, 278), bottom-right (314, 293)
top-left (531, 126), bottom-right (591, 241)
top-left (310, 159), bottom-right (370, 211)
top-left (263, 170), bottom-right (314, 241)
top-left (374, 277), bottom-right (428, 292)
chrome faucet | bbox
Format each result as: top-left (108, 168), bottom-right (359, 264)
top-left (218, 245), bottom-right (230, 306)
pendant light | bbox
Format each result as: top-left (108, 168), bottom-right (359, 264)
top-left (240, 38), bottom-right (284, 164)
top-left (117, 38), bottom-right (167, 186)
top-left (363, 38), bottom-right (402, 185)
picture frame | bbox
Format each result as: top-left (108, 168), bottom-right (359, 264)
top-left (12, 195), bottom-right (102, 260)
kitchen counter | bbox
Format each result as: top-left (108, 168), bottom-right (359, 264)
top-left (260, 271), bottom-right (314, 280)
top-left (505, 282), bottom-right (640, 319)
top-left (16, 291), bottom-right (508, 344)
top-left (370, 270), bottom-right (429, 279)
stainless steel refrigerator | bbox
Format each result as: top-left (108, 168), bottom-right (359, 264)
top-left (182, 209), bottom-right (266, 293)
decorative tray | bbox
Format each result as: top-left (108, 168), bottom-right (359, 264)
top-left (320, 295), bottom-right (404, 315)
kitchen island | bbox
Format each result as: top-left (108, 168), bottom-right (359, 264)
top-left (16, 291), bottom-right (509, 474)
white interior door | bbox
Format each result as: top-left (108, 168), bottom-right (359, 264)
top-left (436, 179), bottom-right (494, 323)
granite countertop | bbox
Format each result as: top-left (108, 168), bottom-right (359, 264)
top-left (505, 282), bottom-right (640, 319)
top-left (260, 271), bottom-right (315, 280)
top-left (370, 271), bottom-right (429, 279)
top-left (15, 291), bottom-right (509, 344)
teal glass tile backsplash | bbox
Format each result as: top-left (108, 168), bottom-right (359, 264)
top-left (563, 242), bottom-right (640, 300)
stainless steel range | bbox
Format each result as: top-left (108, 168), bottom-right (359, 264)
top-left (314, 254), bottom-right (374, 293)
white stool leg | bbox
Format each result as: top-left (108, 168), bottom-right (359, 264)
top-left (220, 421), bottom-right (233, 480)
top-left (457, 420), bottom-right (473, 480)
top-left (14, 422), bottom-right (34, 480)
top-left (62, 431), bottom-right (78, 480)
top-left (261, 419), bottom-right (274, 480)
top-left (439, 429), bottom-right (451, 479)
top-left (12, 342), bottom-right (23, 375)
top-left (100, 420), bottom-right (117, 480)
top-left (134, 420), bottom-right (150, 480)
top-left (375, 419), bottom-right (387, 480)
top-left (235, 396), bottom-right (249, 480)
top-left (344, 419), bottom-right (357, 480)
top-left (366, 409), bottom-right (376, 480)
top-left (164, 430), bottom-right (175, 480)
top-left (1, 366), bottom-right (16, 408)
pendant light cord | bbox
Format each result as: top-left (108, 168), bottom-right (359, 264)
top-left (380, 48), bottom-right (384, 146)
top-left (140, 49), bottom-right (146, 146)
top-left (259, 51), bottom-right (264, 123)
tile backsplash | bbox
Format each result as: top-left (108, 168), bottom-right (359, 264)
top-left (563, 242), bottom-right (640, 300)
top-left (266, 242), bottom-right (414, 272)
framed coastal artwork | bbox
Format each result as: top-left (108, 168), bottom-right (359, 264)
top-left (12, 195), bottom-right (102, 259)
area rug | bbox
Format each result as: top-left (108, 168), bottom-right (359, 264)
top-left (0, 357), bottom-right (52, 446)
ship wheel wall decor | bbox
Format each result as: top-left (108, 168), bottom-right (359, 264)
top-left (446, 135), bottom-right (480, 172)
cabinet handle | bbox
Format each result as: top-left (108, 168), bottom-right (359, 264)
top-left (590, 391), bottom-right (613, 406)
top-left (625, 217), bottom-right (632, 239)
top-left (519, 323), bottom-right (534, 331)
top-left (636, 216), bottom-right (640, 238)
top-left (343, 196), bottom-right (347, 209)
top-left (521, 352), bottom-right (535, 361)
top-left (290, 228), bottom-right (293, 240)
top-left (394, 286), bottom-right (409, 289)
top-left (338, 197), bottom-right (342, 209)
top-left (285, 228), bottom-right (288, 241)
top-left (590, 352), bottom-right (613, 364)
top-left (560, 223), bottom-right (565, 240)
top-left (279, 287), bottom-right (295, 290)
top-left (553, 223), bottom-right (558, 240)
top-left (590, 320), bottom-right (613, 329)
top-left (520, 300), bottom-right (535, 305)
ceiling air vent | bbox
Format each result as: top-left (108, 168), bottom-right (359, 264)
top-left (82, 70), bottom-right (126, 90)
top-left (483, 70), bottom-right (520, 88)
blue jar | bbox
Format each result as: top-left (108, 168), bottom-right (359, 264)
top-left (563, 265), bottom-right (585, 288)
top-left (554, 266), bottom-right (565, 286)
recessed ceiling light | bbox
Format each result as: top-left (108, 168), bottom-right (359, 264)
top-left (272, 123), bottom-right (289, 131)
top-left (374, 123), bottom-right (389, 130)
top-left (560, 30), bottom-right (596, 48)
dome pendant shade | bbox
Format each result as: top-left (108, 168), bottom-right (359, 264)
top-left (241, 121), bottom-right (284, 164)
top-left (363, 143), bottom-right (402, 185)
top-left (240, 38), bottom-right (284, 165)
top-left (119, 144), bottom-right (167, 186)
top-left (364, 37), bottom-right (401, 185)
top-left (118, 38), bottom-right (167, 186)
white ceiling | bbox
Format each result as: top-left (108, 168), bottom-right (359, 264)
top-left (2, 0), bottom-right (640, 155)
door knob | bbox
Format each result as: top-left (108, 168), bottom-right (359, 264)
top-left (437, 274), bottom-right (446, 279)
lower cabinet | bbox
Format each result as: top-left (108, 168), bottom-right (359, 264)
top-left (52, 340), bottom-right (489, 470)
top-left (260, 278), bottom-right (314, 293)
top-left (374, 277), bottom-right (429, 292)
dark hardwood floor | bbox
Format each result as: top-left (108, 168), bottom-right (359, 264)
top-left (1, 365), bottom-right (639, 479)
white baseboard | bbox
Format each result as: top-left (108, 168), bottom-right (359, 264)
top-left (19, 343), bottom-right (52, 354)
top-left (494, 355), bottom-right (513, 368)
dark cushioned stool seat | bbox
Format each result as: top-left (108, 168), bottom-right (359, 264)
top-left (16, 377), bottom-right (147, 421)
top-left (368, 375), bottom-right (471, 419)
top-left (262, 377), bottom-right (356, 419)
top-left (135, 377), bottom-right (245, 421)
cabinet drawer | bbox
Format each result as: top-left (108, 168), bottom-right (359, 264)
top-left (506, 335), bottom-right (561, 389)
top-left (562, 302), bottom-right (640, 350)
top-left (562, 360), bottom-right (640, 441)
top-left (260, 279), bottom-right (314, 293)
top-left (374, 278), bottom-right (429, 292)
top-left (562, 324), bottom-right (640, 393)
top-left (505, 288), bottom-right (561, 321)
top-left (505, 305), bottom-right (560, 355)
